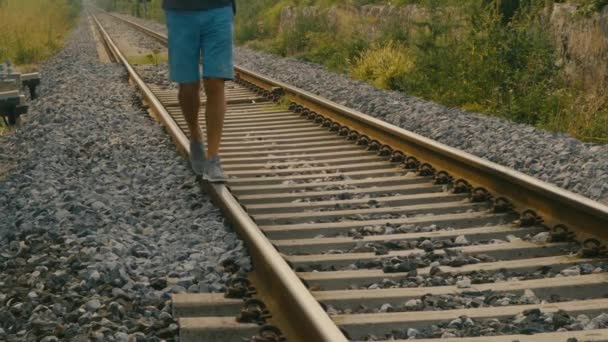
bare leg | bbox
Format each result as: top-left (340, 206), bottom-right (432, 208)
top-left (178, 82), bottom-right (202, 142)
top-left (203, 78), bottom-right (226, 158)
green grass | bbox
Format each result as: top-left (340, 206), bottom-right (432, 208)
top-left (126, 52), bottom-right (168, 65)
top-left (0, 0), bottom-right (80, 66)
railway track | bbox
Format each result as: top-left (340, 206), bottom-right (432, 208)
top-left (92, 12), bottom-right (608, 342)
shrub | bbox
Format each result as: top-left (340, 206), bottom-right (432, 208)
top-left (272, 9), bottom-right (333, 55)
top-left (235, 0), bottom-right (289, 43)
top-left (351, 41), bottom-right (414, 89)
top-left (290, 9), bottom-right (370, 72)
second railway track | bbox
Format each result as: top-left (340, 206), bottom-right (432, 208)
top-left (92, 12), bottom-right (608, 342)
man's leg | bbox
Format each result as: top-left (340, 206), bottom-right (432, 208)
top-left (179, 81), bottom-right (206, 175)
top-left (203, 78), bottom-right (225, 158)
top-left (165, 10), bottom-right (204, 174)
top-left (179, 81), bottom-right (202, 143)
top-left (198, 5), bottom-right (234, 182)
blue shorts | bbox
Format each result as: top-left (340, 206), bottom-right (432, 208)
top-left (165, 6), bottom-right (234, 83)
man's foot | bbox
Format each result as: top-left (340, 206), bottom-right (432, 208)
top-left (203, 155), bottom-right (227, 183)
top-left (190, 140), bottom-right (206, 175)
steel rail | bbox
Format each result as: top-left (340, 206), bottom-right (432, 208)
top-left (106, 12), bottom-right (608, 240)
top-left (91, 14), bottom-right (347, 342)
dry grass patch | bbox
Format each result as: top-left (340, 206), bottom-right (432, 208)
top-left (0, 0), bottom-right (80, 65)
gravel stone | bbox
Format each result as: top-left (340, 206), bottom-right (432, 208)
top-left (114, 332), bottom-right (129, 342)
top-left (520, 289), bottom-right (540, 304)
top-left (407, 328), bottom-right (419, 337)
top-left (456, 277), bottom-right (472, 288)
top-left (560, 266), bottom-right (581, 277)
top-left (454, 235), bottom-right (469, 245)
top-left (585, 313), bottom-right (608, 330)
top-left (531, 232), bottom-right (552, 243)
top-left (379, 303), bottom-right (393, 313)
top-left (85, 299), bottom-right (102, 312)
top-left (404, 299), bottom-right (421, 308)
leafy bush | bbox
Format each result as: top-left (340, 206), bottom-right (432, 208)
top-left (398, 0), bottom-right (562, 126)
top-left (351, 41), bottom-right (414, 89)
top-left (575, 0), bottom-right (608, 15)
top-left (234, 0), bottom-right (291, 43)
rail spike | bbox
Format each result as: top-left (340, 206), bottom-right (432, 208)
top-left (404, 156), bottom-right (420, 170)
top-left (390, 151), bottom-right (406, 163)
top-left (347, 131), bottom-right (360, 141)
top-left (301, 109), bottom-right (311, 118)
top-left (580, 238), bottom-right (607, 258)
top-left (519, 209), bottom-right (544, 227)
top-left (338, 127), bottom-right (350, 137)
top-left (434, 170), bottom-right (453, 185)
top-left (419, 163), bottom-right (436, 177)
top-left (493, 197), bottom-right (514, 213)
top-left (378, 145), bottom-right (393, 156)
top-left (471, 187), bottom-right (492, 203)
top-left (368, 140), bottom-right (381, 151)
top-left (237, 298), bottom-right (272, 324)
top-left (452, 179), bottom-right (472, 194)
top-left (357, 135), bottom-right (370, 146)
top-left (224, 277), bottom-right (256, 299)
top-left (550, 224), bottom-right (576, 242)
top-left (270, 87), bottom-right (285, 98)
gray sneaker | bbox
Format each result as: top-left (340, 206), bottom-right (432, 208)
top-left (190, 140), bottom-right (206, 176)
top-left (203, 155), bottom-right (227, 183)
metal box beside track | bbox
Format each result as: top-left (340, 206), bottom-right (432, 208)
top-left (0, 61), bottom-right (41, 127)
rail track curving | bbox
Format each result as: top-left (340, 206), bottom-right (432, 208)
top-left (92, 12), bottom-right (608, 342)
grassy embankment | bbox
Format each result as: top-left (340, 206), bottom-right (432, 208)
top-left (102, 0), bottom-right (608, 143)
top-left (0, 0), bottom-right (80, 133)
top-left (235, 0), bottom-right (608, 143)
